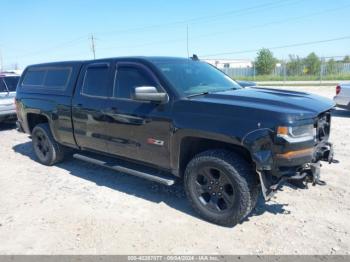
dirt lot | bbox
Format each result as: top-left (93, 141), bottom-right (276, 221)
top-left (0, 86), bottom-right (349, 255)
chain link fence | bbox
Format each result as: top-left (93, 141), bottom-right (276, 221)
top-left (221, 61), bottom-right (350, 82)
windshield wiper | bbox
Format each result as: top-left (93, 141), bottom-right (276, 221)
top-left (186, 91), bottom-right (210, 98)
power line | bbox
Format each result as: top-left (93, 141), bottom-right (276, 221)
top-left (95, 0), bottom-right (292, 37)
top-left (96, 3), bottom-right (350, 53)
top-left (5, 35), bottom-right (89, 60)
top-left (3, 0), bottom-right (348, 62)
top-left (192, 3), bottom-right (350, 42)
top-left (0, 0), bottom-right (303, 60)
top-left (201, 35), bottom-right (350, 58)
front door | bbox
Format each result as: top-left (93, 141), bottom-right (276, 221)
top-left (105, 62), bottom-right (172, 169)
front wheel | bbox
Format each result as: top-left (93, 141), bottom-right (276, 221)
top-left (184, 150), bottom-right (260, 227)
top-left (32, 123), bottom-right (66, 166)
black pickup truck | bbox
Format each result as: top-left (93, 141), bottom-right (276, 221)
top-left (15, 56), bottom-right (335, 226)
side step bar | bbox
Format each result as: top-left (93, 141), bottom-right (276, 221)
top-left (73, 153), bottom-right (175, 186)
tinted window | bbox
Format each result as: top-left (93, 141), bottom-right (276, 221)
top-left (82, 65), bottom-right (111, 97)
top-left (3, 76), bottom-right (20, 92)
top-left (44, 68), bottom-right (71, 87)
top-left (153, 60), bottom-right (241, 97)
top-left (115, 66), bottom-right (155, 99)
top-left (22, 69), bottom-right (46, 86)
top-left (0, 79), bottom-right (7, 92)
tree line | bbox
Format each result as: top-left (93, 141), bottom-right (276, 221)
top-left (254, 48), bottom-right (350, 75)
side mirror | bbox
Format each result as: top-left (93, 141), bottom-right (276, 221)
top-left (133, 86), bottom-right (168, 103)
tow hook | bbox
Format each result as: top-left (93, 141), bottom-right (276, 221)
top-left (318, 142), bottom-right (339, 164)
top-left (310, 162), bottom-right (326, 186)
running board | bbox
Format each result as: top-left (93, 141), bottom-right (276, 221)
top-left (73, 153), bottom-right (175, 186)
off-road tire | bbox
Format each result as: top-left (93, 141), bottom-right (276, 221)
top-left (32, 123), bottom-right (66, 166)
top-left (184, 149), bottom-right (260, 227)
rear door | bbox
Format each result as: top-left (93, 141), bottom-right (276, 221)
top-left (72, 61), bottom-right (114, 153)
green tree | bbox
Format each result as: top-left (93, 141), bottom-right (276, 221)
top-left (286, 54), bottom-right (303, 76)
top-left (326, 58), bottom-right (337, 75)
top-left (304, 52), bottom-right (321, 75)
top-left (343, 55), bottom-right (350, 63)
top-left (254, 48), bottom-right (277, 75)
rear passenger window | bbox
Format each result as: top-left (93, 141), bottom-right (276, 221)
top-left (22, 67), bottom-right (71, 89)
top-left (115, 66), bottom-right (155, 99)
top-left (3, 77), bottom-right (20, 92)
top-left (22, 69), bottom-right (46, 86)
top-left (82, 64), bottom-right (111, 97)
top-left (44, 68), bottom-right (71, 87)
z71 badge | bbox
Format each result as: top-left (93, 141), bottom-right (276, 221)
top-left (147, 138), bottom-right (164, 146)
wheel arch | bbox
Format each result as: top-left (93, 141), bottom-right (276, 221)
top-left (26, 112), bottom-right (50, 134)
top-left (176, 135), bottom-right (253, 177)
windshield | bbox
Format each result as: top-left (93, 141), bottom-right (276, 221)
top-left (3, 76), bottom-right (20, 92)
top-left (153, 60), bottom-right (241, 97)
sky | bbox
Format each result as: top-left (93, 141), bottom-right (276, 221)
top-left (1, 0), bottom-right (350, 70)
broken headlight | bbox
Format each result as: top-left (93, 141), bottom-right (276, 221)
top-left (277, 124), bottom-right (315, 143)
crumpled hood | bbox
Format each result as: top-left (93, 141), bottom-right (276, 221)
top-left (189, 87), bottom-right (335, 120)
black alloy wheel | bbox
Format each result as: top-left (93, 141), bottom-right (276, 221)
top-left (33, 128), bottom-right (51, 162)
top-left (184, 150), bottom-right (260, 227)
top-left (31, 123), bottom-right (66, 165)
top-left (193, 166), bottom-right (235, 213)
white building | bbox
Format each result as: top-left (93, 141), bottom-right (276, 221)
top-left (204, 59), bottom-right (253, 69)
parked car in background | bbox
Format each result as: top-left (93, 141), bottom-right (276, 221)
top-left (0, 73), bottom-right (20, 123)
top-left (236, 80), bottom-right (257, 88)
top-left (334, 83), bottom-right (350, 110)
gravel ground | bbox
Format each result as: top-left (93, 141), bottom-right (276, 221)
top-left (0, 86), bottom-right (349, 255)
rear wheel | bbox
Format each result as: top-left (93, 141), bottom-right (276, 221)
top-left (184, 150), bottom-right (259, 227)
top-left (32, 123), bottom-right (66, 165)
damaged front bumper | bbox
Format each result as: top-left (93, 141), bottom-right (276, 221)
top-left (257, 141), bottom-right (337, 201)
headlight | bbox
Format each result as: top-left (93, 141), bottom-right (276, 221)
top-left (277, 124), bottom-right (315, 143)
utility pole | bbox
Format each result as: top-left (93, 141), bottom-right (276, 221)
top-left (90, 34), bottom-right (96, 60)
top-left (186, 25), bottom-right (189, 58)
top-left (0, 48), bottom-right (3, 72)
top-left (283, 59), bottom-right (287, 86)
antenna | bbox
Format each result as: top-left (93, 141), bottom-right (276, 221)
top-left (191, 54), bottom-right (199, 61)
top-left (90, 34), bottom-right (96, 59)
top-left (186, 25), bottom-right (189, 58)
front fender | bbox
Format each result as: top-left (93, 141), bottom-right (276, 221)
top-left (242, 128), bottom-right (275, 170)
top-left (170, 128), bottom-right (242, 173)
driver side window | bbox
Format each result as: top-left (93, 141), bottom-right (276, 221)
top-left (114, 66), bottom-right (156, 99)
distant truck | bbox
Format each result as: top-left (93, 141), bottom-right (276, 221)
top-left (236, 80), bottom-right (256, 88)
top-left (16, 57), bottom-right (335, 226)
top-left (0, 73), bottom-right (20, 123)
top-left (334, 83), bottom-right (350, 110)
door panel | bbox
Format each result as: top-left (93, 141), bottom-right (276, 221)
top-left (106, 62), bottom-right (172, 169)
top-left (106, 99), bottom-right (172, 169)
top-left (72, 62), bottom-right (113, 153)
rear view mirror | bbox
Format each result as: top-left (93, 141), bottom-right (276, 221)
top-left (133, 86), bottom-right (168, 103)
